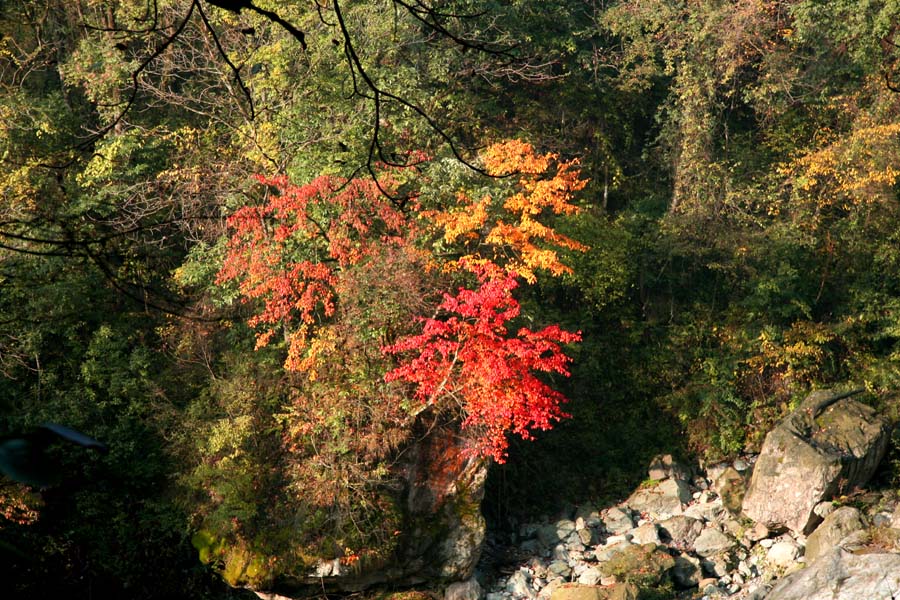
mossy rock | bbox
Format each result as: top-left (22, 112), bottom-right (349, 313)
top-left (715, 467), bottom-right (746, 516)
top-left (550, 582), bottom-right (640, 600)
top-left (192, 529), bottom-right (226, 565)
top-left (191, 529), bottom-right (273, 588)
top-left (373, 591), bottom-right (435, 600)
top-left (598, 543), bottom-right (675, 588)
top-left (222, 545), bottom-right (271, 587)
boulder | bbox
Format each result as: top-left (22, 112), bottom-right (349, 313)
top-left (625, 479), bottom-right (690, 519)
top-left (804, 506), bottom-right (866, 563)
top-left (683, 498), bottom-right (725, 523)
top-left (548, 560), bottom-right (572, 578)
top-left (598, 543), bottom-right (675, 589)
top-left (446, 579), bottom-right (484, 600)
top-left (700, 552), bottom-right (736, 578)
top-left (671, 554), bottom-right (702, 588)
top-left (507, 570), bottom-right (536, 599)
top-left (628, 523), bottom-right (661, 545)
top-left (647, 454), bottom-right (690, 481)
top-left (693, 528), bottom-right (738, 558)
top-left (549, 583), bottom-right (638, 600)
top-left (658, 515), bottom-right (704, 548)
top-left (594, 540), bottom-right (633, 562)
top-left (602, 507), bottom-right (634, 535)
top-left (765, 548), bottom-right (900, 600)
top-left (577, 566), bottom-right (602, 585)
top-left (741, 389), bottom-right (890, 534)
top-left (715, 467), bottom-right (747, 516)
top-left (744, 522), bottom-right (770, 543)
top-left (765, 540), bottom-right (801, 569)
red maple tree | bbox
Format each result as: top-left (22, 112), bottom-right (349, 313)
top-left (382, 260), bottom-right (581, 462)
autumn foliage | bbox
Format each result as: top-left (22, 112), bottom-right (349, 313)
top-left (218, 141), bottom-right (585, 462)
top-left (383, 260), bottom-right (581, 462)
top-left (217, 174), bottom-right (413, 372)
top-left (427, 139), bottom-right (588, 282)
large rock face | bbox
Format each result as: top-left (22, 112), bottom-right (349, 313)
top-left (741, 389), bottom-right (890, 534)
top-left (398, 423), bottom-right (488, 581)
top-left (259, 421), bottom-right (487, 597)
top-left (764, 548), bottom-right (900, 600)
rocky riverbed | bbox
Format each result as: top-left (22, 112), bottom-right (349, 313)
top-left (467, 452), bottom-right (900, 600)
top-left (451, 390), bottom-right (900, 600)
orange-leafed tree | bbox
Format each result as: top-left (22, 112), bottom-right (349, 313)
top-left (426, 139), bottom-right (589, 282)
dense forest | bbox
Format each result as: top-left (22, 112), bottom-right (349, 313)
top-left (3, 0), bottom-right (900, 597)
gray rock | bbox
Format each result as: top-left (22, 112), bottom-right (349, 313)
top-left (577, 566), bottom-right (602, 585)
top-left (765, 540), bottom-right (801, 568)
top-left (660, 478), bottom-right (693, 503)
top-left (733, 457), bottom-right (751, 472)
top-left (813, 501), bottom-right (836, 519)
top-left (577, 527), bottom-right (597, 546)
top-left (575, 504), bottom-right (601, 526)
top-left (765, 548), bottom-right (900, 600)
top-left (741, 389), bottom-right (890, 534)
top-left (446, 579), bottom-right (484, 600)
top-left (804, 506), bottom-right (866, 563)
top-left (594, 540), bottom-right (633, 562)
top-left (659, 515), bottom-right (705, 548)
top-left (694, 528), bottom-right (738, 557)
top-left (565, 538), bottom-right (586, 555)
top-left (628, 523), bottom-right (661, 545)
top-left (745, 522), bottom-right (770, 543)
top-left (537, 577), bottom-right (564, 600)
top-left (715, 467), bottom-right (747, 516)
top-left (507, 570), bottom-right (536, 599)
top-left (684, 498), bottom-right (725, 523)
top-left (556, 520), bottom-right (577, 539)
top-left (602, 508), bottom-right (634, 535)
top-left (625, 479), bottom-right (690, 519)
top-left (671, 554), bottom-right (702, 588)
top-left (647, 454), bottom-right (690, 481)
top-left (701, 552), bottom-right (736, 578)
top-left (539, 520), bottom-right (577, 547)
top-left (548, 560), bottom-right (572, 579)
top-left (552, 544), bottom-right (570, 562)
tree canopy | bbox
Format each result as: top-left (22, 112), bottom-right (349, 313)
top-left (3, 0), bottom-right (900, 596)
